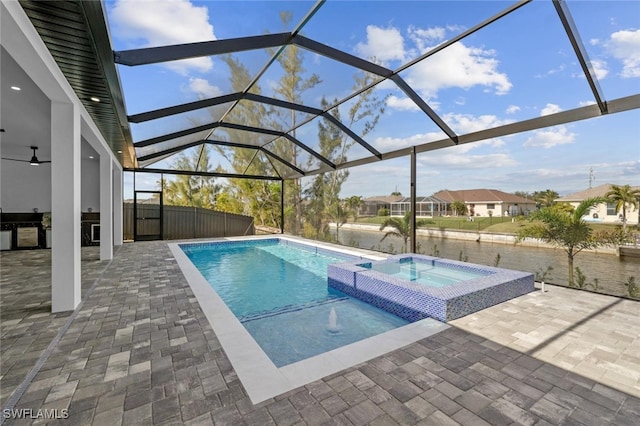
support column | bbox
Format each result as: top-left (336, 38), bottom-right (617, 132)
top-left (280, 179), bottom-right (285, 234)
top-left (51, 102), bottom-right (81, 312)
top-left (100, 154), bottom-right (113, 260)
top-left (113, 165), bottom-right (123, 245)
top-left (410, 147), bottom-right (417, 253)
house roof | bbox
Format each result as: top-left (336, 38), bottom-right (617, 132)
top-left (394, 196), bottom-right (448, 204)
top-left (433, 189), bottom-right (534, 204)
top-left (556, 183), bottom-right (640, 202)
top-left (363, 195), bottom-right (404, 204)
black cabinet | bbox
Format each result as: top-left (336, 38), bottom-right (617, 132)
top-left (0, 212), bottom-right (102, 249)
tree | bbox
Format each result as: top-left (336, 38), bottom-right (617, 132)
top-left (329, 201), bottom-right (350, 242)
top-left (162, 146), bottom-right (220, 209)
top-left (303, 71), bottom-right (387, 239)
top-left (379, 211), bottom-right (433, 253)
top-left (517, 197), bottom-right (624, 287)
top-left (211, 54), bottom-right (277, 225)
top-left (532, 189), bottom-right (559, 208)
top-left (345, 195), bottom-right (364, 223)
top-left (450, 201), bottom-right (467, 216)
top-left (605, 184), bottom-right (640, 232)
top-left (268, 12), bottom-right (321, 234)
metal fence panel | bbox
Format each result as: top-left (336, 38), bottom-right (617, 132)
top-left (123, 203), bottom-right (254, 240)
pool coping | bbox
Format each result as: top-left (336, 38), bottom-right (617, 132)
top-left (168, 235), bottom-right (450, 404)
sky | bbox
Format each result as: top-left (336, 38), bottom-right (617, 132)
top-left (105, 0), bottom-right (640, 199)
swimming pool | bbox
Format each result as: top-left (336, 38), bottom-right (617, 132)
top-left (180, 239), bottom-right (408, 367)
top-left (169, 236), bottom-right (449, 403)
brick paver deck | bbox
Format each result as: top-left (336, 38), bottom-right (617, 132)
top-left (1, 240), bottom-right (639, 425)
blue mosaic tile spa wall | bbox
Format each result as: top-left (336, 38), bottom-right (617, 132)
top-left (328, 254), bottom-right (534, 322)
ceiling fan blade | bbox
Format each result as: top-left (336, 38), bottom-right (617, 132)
top-left (1, 157), bottom-right (31, 163)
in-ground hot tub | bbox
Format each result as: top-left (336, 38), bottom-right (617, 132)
top-left (328, 254), bottom-right (534, 322)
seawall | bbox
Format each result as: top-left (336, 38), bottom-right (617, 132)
top-left (334, 222), bottom-right (619, 255)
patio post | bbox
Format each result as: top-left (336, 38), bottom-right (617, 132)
top-left (280, 179), bottom-right (285, 234)
top-left (410, 146), bottom-right (416, 253)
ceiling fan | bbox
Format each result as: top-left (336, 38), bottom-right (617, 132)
top-left (1, 146), bottom-right (51, 166)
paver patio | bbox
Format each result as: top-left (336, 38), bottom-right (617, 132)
top-left (1, 240), bottom-right (639, 425)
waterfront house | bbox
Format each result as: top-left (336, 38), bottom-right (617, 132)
top-left (433, 189), bottom-right (536, 217)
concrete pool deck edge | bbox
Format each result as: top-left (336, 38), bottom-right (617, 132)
top-left (169, 235), bottom-right (450, 404)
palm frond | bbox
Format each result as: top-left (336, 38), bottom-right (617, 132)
top-left (573, 197), bottom-right (607, 221)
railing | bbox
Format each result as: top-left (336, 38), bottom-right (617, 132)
top-left (123, 203), bottom-right (254, 241)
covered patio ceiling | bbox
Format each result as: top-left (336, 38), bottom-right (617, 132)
top-left (18, 0), bottom-right (640, 181)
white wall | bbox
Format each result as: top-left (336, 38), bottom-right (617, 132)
top-left (0, 159), bottom-right (51, 213)
top-left (1, 148), bottom-right (101, 213)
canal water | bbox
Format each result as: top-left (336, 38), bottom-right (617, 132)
top-left (330, 228), bottom-right (639, 298)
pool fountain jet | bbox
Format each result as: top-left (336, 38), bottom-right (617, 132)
top-left (327, 307), bottom-right (341, 334)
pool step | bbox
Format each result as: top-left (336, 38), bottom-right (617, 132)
top-left (239, 297), bottom-right (349, 323)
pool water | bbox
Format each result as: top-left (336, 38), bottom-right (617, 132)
top-left (368, 260), bottom-right (489, 287)
top-left (181, 240), bottom-right (408, 367)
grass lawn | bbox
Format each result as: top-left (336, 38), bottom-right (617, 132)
top-left (357, 215), bottom-right (516, 231)
top-left (355, 216), bottom-right (626, 234)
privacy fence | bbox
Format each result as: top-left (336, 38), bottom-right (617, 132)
top-left (123, 203), bottom-right (254, 241)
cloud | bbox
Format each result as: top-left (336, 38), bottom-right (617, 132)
top-left (578, 100), bottom-right (597, 107)
top-left (541, 64), bottom-right (566, 77)
top-left (373, 113), bottom-right (512, 153)
top-left (386, 95), bottom-right (421, 112)
top-left (355, 24), bottom-right (511, 97)
top-left (444, 113), bottom-right (514, 134)
top-left (506, 105), bottom-right (520, 114)
top-left (606, 29), bottom-right (640, 78)
top-left (407, 26), bottom-right (446, 52)
top-left (405, 42), bottom-right (512, 97)
top-left (523, 126), bottom-right (576, 149)
top-left (418, 153), bottom-right (517, 169)
top-left (355, 25), bottom-right (406, 64)
top-left (374, 132), bottom-right (443, 151)
top-left (189, 78), bottom-right (222, 99)
top-left (540, 103), bottom-right (562, 116)
top-left (590, 59), bottom-right (609, 79)
top-left (110, 0), bottom-right (215, 74)
top-left (621, 160), bottom-right (640, 177)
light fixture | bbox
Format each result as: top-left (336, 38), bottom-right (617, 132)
top-left (10, 86), bottom-right (21, 91)
top-left (28, 146), bottom-right (47, 166)
top-left (117, 150), bottom-right (122, 153)
top-left (90, 96), bottom-right (100, 102)
top-left (89, 155), bottom-right (94, 159)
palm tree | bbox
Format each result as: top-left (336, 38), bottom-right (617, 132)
top-left (517, 197), bottom-right (623, 287)
top-left (329, 202), bottom-right (350, 242)
top-left (533, 189), bottom-right (559, 208)
top-left (379, 211), bottom-right (433, 253)
top-left (345, 195), bottom-right (364, 223)
top-left (450, 201), bottom-right (467, 216)
top-left (605, 184), bottom-right (640, 232)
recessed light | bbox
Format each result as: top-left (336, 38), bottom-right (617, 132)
top-left (90, 96), bottom-right (100, 102)
top-left (117, 150), bottom-right (122, 153)
top-left (89, 156), bottom-right (94, 159)
top-left (11, 86), bottom-right (21, 91)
